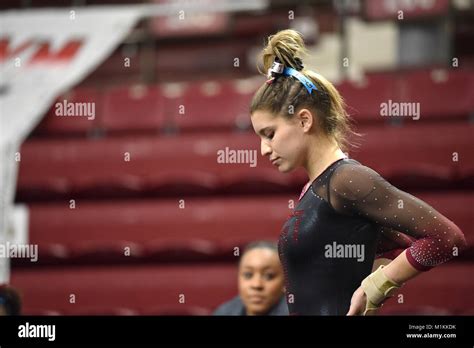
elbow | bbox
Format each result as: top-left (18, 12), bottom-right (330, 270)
top-left (409, 222), bottom-right (467, 270)
top-left (449, 223), bottom-right (468, 256)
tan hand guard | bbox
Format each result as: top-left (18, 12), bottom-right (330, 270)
top-left (361, 265), bottom-right (402, 316)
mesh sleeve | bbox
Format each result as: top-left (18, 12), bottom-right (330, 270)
top-left (328, 163), bottom-right (467, 271)
top-left (375, 226), bottom-right (414, 260)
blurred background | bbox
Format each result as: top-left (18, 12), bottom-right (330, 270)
top-left (1, 0), bottom-right (473, 315)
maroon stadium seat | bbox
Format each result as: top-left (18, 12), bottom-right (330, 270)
top-left (352, 122), bottom-right (473, 189)
top-left (336, 72), bottom-right (399, 123)
top-left (33, 87), bottom-right (103, 136)
top-left (399, 69), bottom-right (474, 121)
top-left (164, 79), bottom-right (257, 132)
top-left (17, 123), bottom-right (472, 201)
top-left (11, 264), bottom-right (238, 315)
top-left (14, 192), bottom-right (472, 266)
top-left (154, 41), bottom-right (251, 81)
top-left (337, 69), bottom-right (474, 123)
top-left (17, 132), bottom-right (305, 200)
top-left (22, 195), bottom-right (293, 265)
top-left (10, 262), bottom-right (473, 315)
top-left (102, 84), bottom-right (166, 133)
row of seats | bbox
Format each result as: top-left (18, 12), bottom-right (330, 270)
top-left (17, 122), bottom-right (474, 201)
top-left (10, 263), bottom-right (474, 315)
top-left (10, 264), bottom-right (237, 315)
top-left (339, 69), bottom-right (474, 122)
top-left (34, 77), bottom-right (258, 136)
top-left (33, 69), bottom-right (474, 136)
top-left (12, 192), bottom-right (473, 267)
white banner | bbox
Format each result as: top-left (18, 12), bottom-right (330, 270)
top-left (0, 6), bottom-right (145, 283)
top-left (0, 6), bottom-right (146, 145)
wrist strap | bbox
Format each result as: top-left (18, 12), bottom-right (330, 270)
top-left (361, 265), bottom-right (401, 315)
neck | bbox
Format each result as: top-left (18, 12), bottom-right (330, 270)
top-left (303, 136), bottom-right (347, 183)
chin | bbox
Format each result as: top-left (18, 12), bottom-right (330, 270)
top-left (278, 163), bottom-right (294, 173)
top-left (248, 305), bottom-right (269, 315)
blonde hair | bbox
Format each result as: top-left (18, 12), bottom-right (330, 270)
top-left (250, 29), bottom-right (358, 152)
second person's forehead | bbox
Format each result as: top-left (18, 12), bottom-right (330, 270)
top-left (241, 249), bottom-right (278, 265)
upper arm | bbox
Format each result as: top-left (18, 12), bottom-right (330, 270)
top-left (328, 163), bottom-right (467, 270)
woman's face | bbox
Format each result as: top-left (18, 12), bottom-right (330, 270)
top-left (238, 248), bottom-right (285, 315)
top-left (251, 110), bottom-right (308, 173)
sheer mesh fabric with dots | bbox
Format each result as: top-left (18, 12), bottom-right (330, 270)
top-left (279, 158), bottom-right (466, 315)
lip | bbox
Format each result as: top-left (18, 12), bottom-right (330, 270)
top-left (271, 158), bottom-right (280, 165)
top-left (247, 295), bottom-right (266, 303)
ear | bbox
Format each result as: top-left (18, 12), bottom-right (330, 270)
top-left (296, 108), bottom-right (314, 133)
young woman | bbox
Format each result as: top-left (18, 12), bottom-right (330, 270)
top-left (249, 29), bottom-right (467, 316)
top-left (213, 241), bottom-right (288, 316)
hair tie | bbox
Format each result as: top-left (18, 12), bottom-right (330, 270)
top-left (265, 57), bottom-right (317, 95)
top-left (267, 59), bottom-right (285, 79)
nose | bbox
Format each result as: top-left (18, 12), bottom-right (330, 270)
top-left (249, 274), bottom-right (264, 290)
top-left (261, 139), bottom-right (272, 157)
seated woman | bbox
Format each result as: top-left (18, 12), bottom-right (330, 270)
top-left (213, 241), bottom-right (288, 316)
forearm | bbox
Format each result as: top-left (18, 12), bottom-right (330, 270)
top-left (379, 250), bottom-right (421, 285)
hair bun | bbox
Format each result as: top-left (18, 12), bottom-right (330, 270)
top-left (261, 29), bottom-right (307, 73)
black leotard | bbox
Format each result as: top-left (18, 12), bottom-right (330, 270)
top-left (278, 158), bottom-right (466, 315)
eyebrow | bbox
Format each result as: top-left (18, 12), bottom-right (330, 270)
top-left (241, 266), bottom-right (276, 271)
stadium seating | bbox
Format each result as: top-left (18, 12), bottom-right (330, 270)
top-left (398, 68), bottom-right (474, 121)
top-left (10, 192), bottom-right (471, 267)
top-left (337, 69), bottom-right (474, 124)
top-left (351, 123), bottom-right (474, 189)
top-left (17, 122), bottom-right (473, 201)
top-left (102, 84), bottom-right (166, 133)
top-left (10, 262), bottom-right (473, 315)
top-left (15, 195), bottom-right (293, 266)
top-left (33, 87), bottom-right (103, 136)
top-left (336, 72), bottom-right (399, 123)
top-left (11, 264), bottom-right (238, 315)
top-left (30, 69), bottom-right (474, 137)
top-left (16, 132), bottom-right (306, 201)
top-left (163, 79), bottom-right (257, 132)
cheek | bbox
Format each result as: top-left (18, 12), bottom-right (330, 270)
top-left (238, 278), bottom-right (250, 294)
top-left (277, 128), bottom-right (304, 157)
top-left (264, 278), bottom-right (284, 295)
